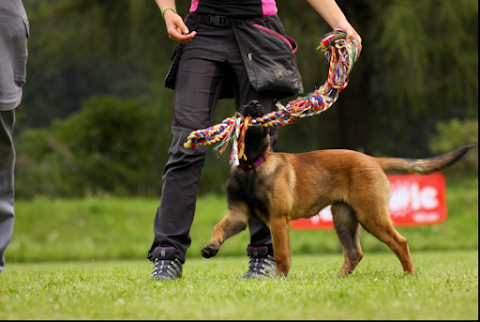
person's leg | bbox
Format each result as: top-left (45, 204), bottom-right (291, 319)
top-left (149, 24), bottom-right (233, 270)
top-left (150, 58), bottom-right (225, 264)
top-left (0, 2), bottom-right (28, 274)
top-left (226, 29), bottom-right (278, 254)
top-left (0, 110), bottom-right (15, 274)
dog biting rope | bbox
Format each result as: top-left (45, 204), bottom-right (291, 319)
top-left (183, 30), bottom-right (362, 166)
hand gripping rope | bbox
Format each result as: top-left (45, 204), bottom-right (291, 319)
top-left (183, 30), bottom-right (362, 166)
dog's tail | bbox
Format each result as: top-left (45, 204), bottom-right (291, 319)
top-left (376, 145), bottom-right (475, 175)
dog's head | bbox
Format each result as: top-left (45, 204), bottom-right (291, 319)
top-left (238, 100), bottom-right (271, 165)
top-left (238, 99), bottom-right (265, 118)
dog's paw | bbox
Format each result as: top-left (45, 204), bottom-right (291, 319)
top-left (201, 245), bottom-right (219, 258)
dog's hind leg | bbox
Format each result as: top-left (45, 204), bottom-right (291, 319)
top-left (201, 207), bottom-right (249, 258)
top-left (331, 202), bottom-right (364, 277)
top-left (269, 216), bottom-right (291, 277)
top-left (355, 204), bottom-right (415, 275)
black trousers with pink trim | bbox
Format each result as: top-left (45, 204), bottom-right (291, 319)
top-left (149, 22), bottom-right (278, 263)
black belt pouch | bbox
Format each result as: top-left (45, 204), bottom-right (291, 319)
top-left (232, 14), bottom-right (304, 99)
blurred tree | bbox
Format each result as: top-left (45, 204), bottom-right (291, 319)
top-left (15, 96), bottom-right (172, 198)
top-left (429, 119), bottom-right (478, 174)
top-left (19, 0), bottom-right (175, 129)
top-left (367, 0), bottom-right (478, 156)
top-left (14, 0), bottom-right (478, 198)
top-left (20, 0), bottom-right (477, 151)
top-left (275, 0), bottom-right (477, 156)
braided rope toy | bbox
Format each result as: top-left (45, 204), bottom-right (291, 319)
top-left (184, 30), bottom-right (362, 166)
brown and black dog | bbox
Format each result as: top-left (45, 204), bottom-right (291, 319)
top-left (201, 100), bottom-right (474, 277)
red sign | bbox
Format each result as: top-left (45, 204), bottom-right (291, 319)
top-left (290, 173), bottom-right (447, 230)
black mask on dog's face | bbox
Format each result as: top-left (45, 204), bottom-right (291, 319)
top-left (239, 100), bottom-right (270, 162)
top-left (238, 100), bottom-right (265, 118)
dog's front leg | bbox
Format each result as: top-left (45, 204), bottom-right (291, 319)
top-left (201, 207), bottom-right (249, 258)
top-left (269, 216), bottom-right (291, 277)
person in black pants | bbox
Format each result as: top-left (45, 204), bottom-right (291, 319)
top-left (148, 0), bottom-right (361, 280)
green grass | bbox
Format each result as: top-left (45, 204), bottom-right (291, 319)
top-left (0, 251), bottom-right (477, 320)
top-left (6, 175), bottom-right (477, 263)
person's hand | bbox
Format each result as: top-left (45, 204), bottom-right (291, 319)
top-left (336, 21), bottom-right (362, 45)
top-left (164, 9), bottom-right (196, 44)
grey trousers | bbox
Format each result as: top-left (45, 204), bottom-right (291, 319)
top-left (0, 0), bottom-right (28, 274)
top-left (0, 0), bottom-right (29, 111)
top-left (0, 110), bottom-right (15, 274)
top-left (150, 22), bottom-right (278, 263)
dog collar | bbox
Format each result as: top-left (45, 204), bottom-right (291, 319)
top-left (238, 153), bottom-right (269, 170)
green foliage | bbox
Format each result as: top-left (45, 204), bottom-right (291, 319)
top-left (15, 0), bottom-right (479, 197)
top-left (19, 0), bottom-right (173, 129)
top-left (1, 252), bottom-right (478, 319)
top-left (429, 119), bottom-right (478, 173)
top-left (367, 0), bottom-right (478, 157)
top-left (15, 96), bottom-right (171, 198)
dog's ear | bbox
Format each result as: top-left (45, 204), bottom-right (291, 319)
top-left (238, 100), bottom-right (265, 117)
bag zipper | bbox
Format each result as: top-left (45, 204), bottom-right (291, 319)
top-left (252, 24), bottom-right (297, 54)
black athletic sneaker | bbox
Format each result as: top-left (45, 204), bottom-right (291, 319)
top-left (147, 247), bottom-right (182, 280)
top-left (241, 246), bottom-right (276, 279)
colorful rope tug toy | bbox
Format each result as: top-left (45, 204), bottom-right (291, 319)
top-left (183, 30), bottom-right (362, 166)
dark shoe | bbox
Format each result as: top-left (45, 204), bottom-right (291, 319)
top-left (148, 247), bottom-right (182, 280)
top-left (241, 246), bottom-right (276, 279)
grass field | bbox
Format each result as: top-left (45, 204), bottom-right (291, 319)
top-left (1, 175), bottom-right (477, 319)
top-left (0, 250), bottom-right (477, 320)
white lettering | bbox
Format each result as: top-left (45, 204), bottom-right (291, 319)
top-left (310, 205), bottom-right (333, 224)
top-left (319, 205), bottom-right (333, 222)
top-left (420, 186), bottom-right (439, 209)
top-left (389, 182), bottom-right (440, 216)
top-left (412, 212), bottom-right (440, 223)
top-left (411, 183), bottom-right (421, 211)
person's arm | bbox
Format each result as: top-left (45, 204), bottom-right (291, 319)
top-left (154, 0), bottom-right (196, 44)
top-left (306, 0), bottom-right (361, 44)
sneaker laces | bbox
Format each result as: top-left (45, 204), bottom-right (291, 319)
top-left (148, 257), bottom-right (182, 280)
top-left (246, 255), bottom-right (275, 276)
